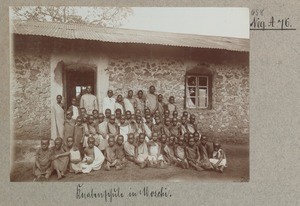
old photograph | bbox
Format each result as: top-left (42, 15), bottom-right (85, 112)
top-left (10, 7), bottom-right (249, 182)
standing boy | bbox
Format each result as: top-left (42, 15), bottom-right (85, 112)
top-left (73, 116), bottom-right (84, 157)
top-left (68, 97), bottom-right (79, 120)
top-left (63, 110), bottom-right (75, 144)
top-left (124, 90), bottom-right (136, 114)
top-left (103, 90), bottom-right (115, 114)
top-left (166, 96), bottom-right (177, 118)
top-left (136, 90), bottom-right (146, 117)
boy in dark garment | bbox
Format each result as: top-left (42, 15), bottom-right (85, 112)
top-left (163, 136), bottom-right (178, 165)
top-left (185, 138), bottom-right (203, 172)
top-left (63, 110), bottom-right (75, 144)
top-left (198, 135), bottom-right (214, 170)
top-left (174, 136), bottom-right (189, 169)
top-left (115, 135), bottom-right (127, 169)
top-left (152, 116), bottom-right (163, 137)
top-left (104, 136), bottom-right (118, 170)
top-left (51, 137), bottom-right (69, 180)
top-left (92, 109), bottom-right (100, 127)
top-left (33, 138), bottom-right (53, 181)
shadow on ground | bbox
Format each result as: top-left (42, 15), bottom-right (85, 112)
top-left (11, 143), bottom-right (249, 182)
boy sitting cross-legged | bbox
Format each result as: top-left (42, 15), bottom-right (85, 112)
top-left (33, 137), bottom-right (53, 181)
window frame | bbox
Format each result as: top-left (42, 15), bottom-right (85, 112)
top-left (185, 74), bottom-right (212, 110)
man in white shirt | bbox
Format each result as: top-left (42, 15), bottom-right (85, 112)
top-left (79, 85), bottom-right (98, 115)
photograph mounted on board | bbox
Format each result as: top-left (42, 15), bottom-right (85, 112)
top-left (10, 7), bottom-right (250, 182)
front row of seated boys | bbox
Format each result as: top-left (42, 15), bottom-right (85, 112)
top-left (34, 132), bottom-right (227, 181)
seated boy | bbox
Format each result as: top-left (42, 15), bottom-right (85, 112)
top-left (198, 135), bottom-right (214, 170)
top-left (183, 132), bottom-right (190, 146)
top-left (180, 116), bottom-right (188, 134)
top-left (119, 115), bottom-right (130, 142)
top-left (170, 118), bottom-right (181, 137)
top-left (147, 132), bottom-right (167, 168)
top-left (81, 136), bottom-right (105, 173)
top-left (163, 109), bottom-right (170, 120)
top-left (172, 110), bottom-right (178, 119)
top-left (104, 109), bottom-right (112, 122)
top-left (144, 114), bottom-right (153, 139)
top-left (80, 107), bottom-right (87, 117)
top-left (136, 133), bottom-right (149, 168)
top-left (128, 114), bottom-right (137, 137)
top-left (182, 111), bottom-right (189, 119)
top-left (152, 116), bottom-right (163, 137)
top-left (97, 113), bottom-right (108, 152)
top-left (160, 134), bottom-right (167, 147)
top-left (174, 136), bottom-right (189, 169)
top-left (186, 114), bottom-right (198, 134)
top-left (115, 135), bottom-right (127, 169)
top-left (104, 136), bottom-right (120, 170)
top-left (163, 136), bottom-right (178, 165)
top-left (115, 108), bottom-right (122, 125)
top-left (162, 117), bottom-right (171, 137)
top-left (209, 142), bottom-right (227, 173)
top-left (124, 133), bottom-right (137, 162)
top-left (51, 137), bottom-right (69, 180)
top-left (185, 137), bottom-right (204, 172)
top-left (107, 115), bottom-right (120, 138)
top-left (33, 137), bottom-right (53, 181)
top-left (84, 115), bottom-right (100, 147)
top-left (153, 109), bottom-right (162, 123)
top-left (144, 108), bottom-right (151, 118)
top-left (135, 115), bottom-right (145, 135)
top-left (92, 109), bottom-right (100, 127)
top-left (125, 110), bottom-right (132, 124)
top-left (194, 132), bottom-right (201, 146)
top-left (65, 136), bottom-right (82, 174)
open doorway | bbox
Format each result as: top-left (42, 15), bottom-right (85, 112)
top-left (63, 65), bottom-right (97, 109)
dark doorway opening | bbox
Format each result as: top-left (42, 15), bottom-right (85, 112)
top-left (63, 68), bottom-right (97, 109)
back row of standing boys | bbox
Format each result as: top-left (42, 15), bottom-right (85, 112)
top-left (35, 86), bottom-right (227, 180)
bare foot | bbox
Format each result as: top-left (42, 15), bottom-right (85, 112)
top-left (116, 165), bottom-right (123, 170)
top-left (105, 164), bottom-right (110, 171)
top-left (45, 174), bottom-right (50, 180)
top-left (196, 167), bottom-right (204, 172)
top-left (140, 162), bottom-right (147, 169)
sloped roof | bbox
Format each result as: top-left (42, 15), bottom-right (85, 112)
top-left (11, 20), bottom-right (249, 52)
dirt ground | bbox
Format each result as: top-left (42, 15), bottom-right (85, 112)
top-left (10, 143), bottom-right (249, 182)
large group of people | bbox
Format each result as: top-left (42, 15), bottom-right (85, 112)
top-left (35, 85), bottom-right (227, 181)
